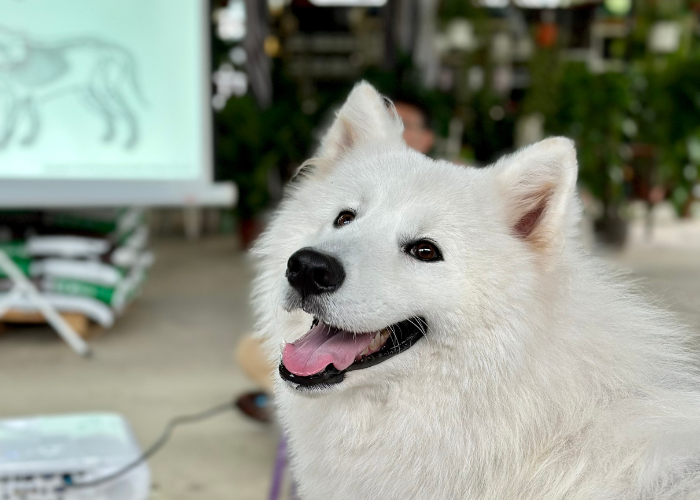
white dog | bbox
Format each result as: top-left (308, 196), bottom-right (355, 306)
top-left (252, 82), bottom-right (700, 499)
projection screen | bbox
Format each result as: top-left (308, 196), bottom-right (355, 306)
top-left (0, 0), bottom-right (235, 206)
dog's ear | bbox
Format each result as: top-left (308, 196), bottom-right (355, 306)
top-left (316, 81), bottom-right (404, 164)
top-left (495, 137), bottom-right (579, 252)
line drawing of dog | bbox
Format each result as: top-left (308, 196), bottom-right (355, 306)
top-left (253, 82), bottom-right (700, 499)
top-left (0, 26), bottom-right (146, 150)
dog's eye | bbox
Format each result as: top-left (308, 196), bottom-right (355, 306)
top-left (408, 241), bottom-right (442, 262)
top-left (334, 211), bottom-right (355, 228)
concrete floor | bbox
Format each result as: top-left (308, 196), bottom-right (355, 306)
top-left (0, 237), bottom-right (275, 500)
top-left (0, 235), bottom-right (698, 500)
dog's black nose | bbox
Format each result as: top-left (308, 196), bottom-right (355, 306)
top-left (286, 248), bottom-right (345, 297)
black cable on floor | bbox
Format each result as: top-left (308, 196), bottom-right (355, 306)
top-left (66, 400), bottom-right (235, 489)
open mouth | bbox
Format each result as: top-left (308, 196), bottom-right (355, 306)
top-left (279, 316), bottom-right (427, 389)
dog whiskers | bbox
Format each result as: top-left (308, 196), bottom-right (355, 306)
top-left (407, 317), bottom-right (428, 337)
top-left (388, 324), bottom-right (400, 354)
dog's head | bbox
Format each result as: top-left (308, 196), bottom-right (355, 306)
top-left (253, 82), bottom-right (580, 395)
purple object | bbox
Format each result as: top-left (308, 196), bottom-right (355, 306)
top-left (268, 435), bottom-right (287, 500)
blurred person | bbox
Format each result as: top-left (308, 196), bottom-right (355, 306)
top-left (393, 98), bottom-right (435, 155)
top-left (234, 91), bottom-right (439, 424)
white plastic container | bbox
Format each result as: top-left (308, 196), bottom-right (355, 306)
top-left (0, 413), bottom-right (150, 500)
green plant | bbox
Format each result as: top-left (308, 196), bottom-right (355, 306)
top-left (213, 63), bottom-right (315, 219)
top-left (652, 55), bottom-right (700, 212)
top-left (547, 62), bottom-right (631, 217)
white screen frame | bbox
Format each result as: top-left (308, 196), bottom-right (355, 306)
top-left (0, 1), bottom-right (236, 207)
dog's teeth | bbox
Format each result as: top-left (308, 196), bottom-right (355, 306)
top-left (369, 331), bottom-right (384, 351)
top-left (355, 329), bottom-right (393, 362)
top-left (364, 329), bottom-right (391, 354)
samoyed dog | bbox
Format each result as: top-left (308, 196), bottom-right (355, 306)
top-left (252, 82), bottom-right (700, 499)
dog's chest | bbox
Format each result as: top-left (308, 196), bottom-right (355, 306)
top-left (282, 393), bottom-right (471, 500)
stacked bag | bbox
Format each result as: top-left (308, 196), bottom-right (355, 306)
top-left (0, 209), bottom-right (153, 328)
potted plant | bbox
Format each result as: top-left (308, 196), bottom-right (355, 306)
top-left (546, 62), bottom-right (631, 246)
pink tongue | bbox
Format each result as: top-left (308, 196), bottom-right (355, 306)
top-left (282, 322), bottom-right (374, 377)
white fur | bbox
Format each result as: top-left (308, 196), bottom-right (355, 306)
top-left (252, 82), bottom-right (700, 499)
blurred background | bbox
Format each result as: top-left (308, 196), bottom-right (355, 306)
top-left (0, 1), bottom-right (699, 499)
